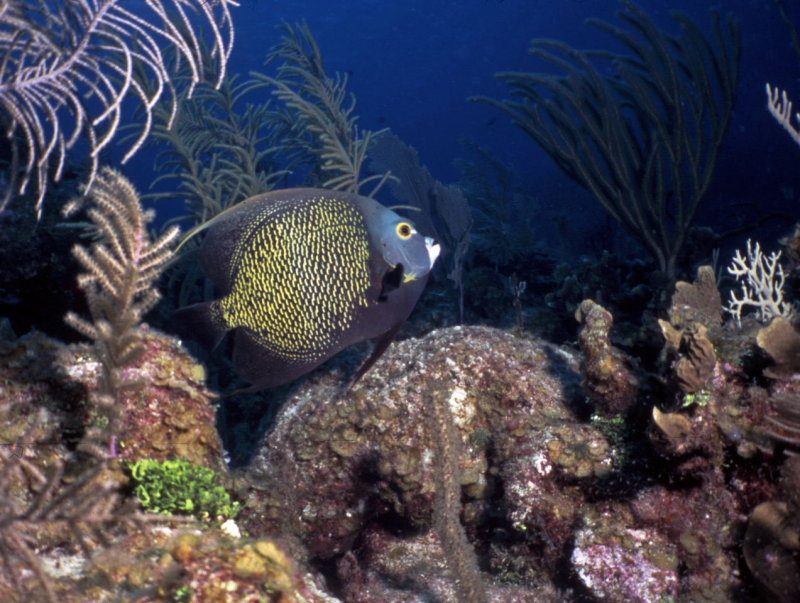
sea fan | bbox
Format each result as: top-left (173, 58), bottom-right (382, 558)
top-left (0, 0), bottom-right (236, 217)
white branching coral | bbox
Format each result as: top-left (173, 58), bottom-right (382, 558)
top-left (767, 83), bottom-right (800, 148)
top-left (724, 239), bottom-right (796, 326)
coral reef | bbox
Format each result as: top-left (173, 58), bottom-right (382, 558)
top-left (235, 324), bottom-right (744, 600)
top-left (222, 251), bottom-right (800, 602)
top-left (664, 265), bottom-right (724, 332)
top-left (743, 497), bottom-right (800, 603)
top-left (5, 267), bottom-right (800, 600)
top-left (0, 7), bottom-right (794, 595)
top-left (0, 327), bottom-right (225, 469)
top-left (0, 327), bottom-right (229, 600)
top-left (571, 515), bottom-right (679, 602)
top-left (153, 532), bottom-right (335, 603)
top-left (241, 327), bottom-right (584, 558)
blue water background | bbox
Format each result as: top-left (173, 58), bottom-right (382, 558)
top-left (121, 0), bottom-right (800, 265)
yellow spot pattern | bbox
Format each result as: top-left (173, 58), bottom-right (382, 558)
top-left (219, 196), bottom-right (371, 362)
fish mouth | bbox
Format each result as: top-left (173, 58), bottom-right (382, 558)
top-left (426, 237), bottom-right (441, 267)
top-left (401, 238), bottom-right (440, 282)
top-left (383, 236), bottom-right (441, 283)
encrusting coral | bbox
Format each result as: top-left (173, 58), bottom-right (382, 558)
top-left (0, 325), bottom-right (229, 600)
top-left (240, 326), bottom-right (591, 596)
top-left (236, 324), bottom-right (742, 601)
top-left (224, 305), bottom-right (800, 600)
top-left (575, 299), bottom-right (639, 416)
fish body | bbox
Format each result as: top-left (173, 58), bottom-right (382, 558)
top-left (174, 188), bottom-right (439, 390)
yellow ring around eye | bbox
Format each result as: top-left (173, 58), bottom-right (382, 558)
top-left (396, 222), bottom-right (413, 239)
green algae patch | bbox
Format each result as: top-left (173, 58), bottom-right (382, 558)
top-left (129, 458), bottom-right (240, 521)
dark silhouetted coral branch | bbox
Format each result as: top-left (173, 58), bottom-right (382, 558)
top-left (426, 380), bottom-right (487, 603)
top-left (0, 0), bottom-right (237, 218)
top-left (0, 404), bottom-right (148, 601)
top-left (474, 2), bottom-right (740, 281)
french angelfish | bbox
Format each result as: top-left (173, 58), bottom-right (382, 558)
top-left (173, 188), bottom-right (440, 390)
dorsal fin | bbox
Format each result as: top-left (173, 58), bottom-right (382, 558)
top-left (175, 199), bottom-right (258, 253)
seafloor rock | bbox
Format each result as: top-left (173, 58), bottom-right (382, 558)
top-left (0, 326), bottom-right (226, 473)
top-left (241, 325), bottom-right (618, 594)
top-left (240, 322), bottom-right (768, 601)
top-left (111, 328), bottom-right (225, 471)
top-left (45, 522), bottom-right (338, 603)
top-left (570, 511), bottom-right (679, 602)
top-left (337, 524), bottom-right (562, 602)
top-left (242, 326), bottom-right (588, 549)
top-left (0, 327), bottom-right (233, 600)
top-left (6, 318), bottom-right (784, 601)
top-left (151, 531), bottom-right (339, 603)
top-left (630, 477), bottom-right (740, 600)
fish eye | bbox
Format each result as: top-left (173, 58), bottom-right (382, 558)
top-left (396, 222), bottom-right (413, 239)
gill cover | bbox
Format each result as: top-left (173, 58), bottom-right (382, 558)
top-left (370, 212), bottom-right (441, 283)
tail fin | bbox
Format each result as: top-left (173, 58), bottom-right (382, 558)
top-left (171, 301), bottom-right (228, 351)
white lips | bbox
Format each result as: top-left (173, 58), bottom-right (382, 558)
top-left (425, 237), bottom-right (441, 268)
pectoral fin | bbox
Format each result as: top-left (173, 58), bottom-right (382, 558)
top-left (378, 264), bottom-right (404, 302)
